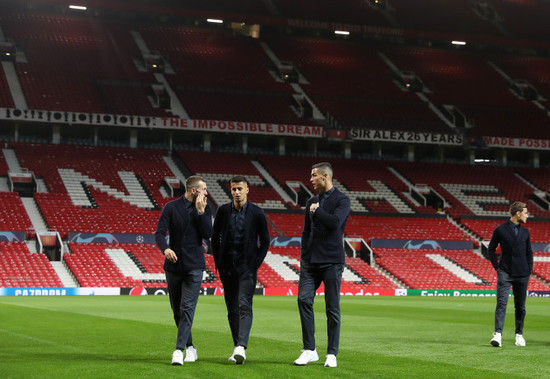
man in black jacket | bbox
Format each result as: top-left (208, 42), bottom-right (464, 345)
top-left (488, 201), bottom-right (533, 348)
top-left (294, 162), bottom-right (350, 368)
top-left (212, 175), bottom-right (270, 364)
top-left (155, 175), bottom-right (212, 365)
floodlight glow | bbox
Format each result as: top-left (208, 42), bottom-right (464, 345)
top-left (334, 30), bottom-right (350, 35)
top-left (69, 5), bottom-right (87, 10)
top-left (451, 40), bottom-right (466, 46)
top-left (207, 19), bottom-right (224, 24)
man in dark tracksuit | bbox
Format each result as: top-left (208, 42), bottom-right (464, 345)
top-left (212, 175), bottom-right (270, 365)
top-left (155, 175), bottom-right (212, 365)
top-left (294, 162), bottom-right (350, 368)
top-left (488, 201), bottom-right (533, 348)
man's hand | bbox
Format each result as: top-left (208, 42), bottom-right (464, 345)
top-left (195, 191), bottom-right (207, 215)
top-left (310, 202), bottom-right (319, 214)
top-left (164, 248), bottom-right (177, 263)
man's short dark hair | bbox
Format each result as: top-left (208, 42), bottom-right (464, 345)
top-left (312, 162), bottom-right (333, 179)
top-left (230, 175), bottom-right (248, 186)
top-left (185, 175), bottom-right (205, 192)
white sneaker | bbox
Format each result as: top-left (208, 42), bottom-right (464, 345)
top-left (233, 345), bottom-right (246, 364)
top-left (324, 354), bottom-right (337, 368)
top-left (171, 349), bottom-right (184, 365)
top-left (294, 349), bottom-right (319, 366)
top-left (490, 332), bottom-right (502, 347)
top-left (515, 334), bottom-right (526, 347)
top-left (228, 354), bottom-right (236, 362)
top-left (184, 345), bottom-right (197, 362)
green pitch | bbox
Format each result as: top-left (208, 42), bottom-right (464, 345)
top-left (1, 295), bottom-right (550, 378)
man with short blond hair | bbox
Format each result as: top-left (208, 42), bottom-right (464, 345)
top-left (155, 175), bottom-right (212, 365)
top-left (488, 201), bottom-right (533, 347)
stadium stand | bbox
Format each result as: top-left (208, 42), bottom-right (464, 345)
top-left (0, 241), bottom-right (63, 287)
top-left (516, 167), bottom-right (550, 194)
top-left (489, 55), bottom-right (550, 104)
top-left (490, 0), bottom-right (550, 41)
top-left (0, 65), bottom-right (15, 109)
top-left (65, 242), bottom-right (223, 288)
top-left (0, 152), bottom-right (11, 177)
top-left (274, 0), bottom-right (389, 26)
top-left (2, 13), bottom-right (117, 113)
top-left (0, 192), bottom-right (34, 237)
top-left (533, 252), bottom-right (550, 284)
top-left (374, 248), bottom-right (549, 290)
top-left (462, 219), bottom-right (550, 244)
top-left (347, 216), bottom-right (473, 242)
top-left (261, 246), bottom-right (398, 289)
top-left (388, 0), bottom-right (498, 36)
top-left (135, 24), bottom-right (315, 125)
top-left (14, 143), bottom-right (174, 238)
top-left (381, 46), bottom-right (549, 139)
top-left (0, 1), bottom-right (550, 293)
top-left (390, 161), bottom-right (550, 220)
top-left (177, 150), bottom-right (285, 209)
top-left (66, 243), bottom-right (158, 288)
top-left (263, 34), bottom-right (448, 132)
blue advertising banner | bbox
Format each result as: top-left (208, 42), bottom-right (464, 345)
top-left (370, 239), bottom-right (473, 250)
top-left (0, 231), bottom-right (26, 242)
top-left (532, 243), bottom-right (550, 252)
top-left (67, 233), bottom-right (304, 247)
top-left (270, 236), bottom-right (301, 247)
top-left (68, 233), bottom-right (155, 244)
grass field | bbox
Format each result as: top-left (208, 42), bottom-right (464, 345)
top-left (1, 295), bottom-right (550, 378)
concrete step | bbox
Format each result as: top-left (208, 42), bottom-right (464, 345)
top-left (50, 261), bottom-right (79, 287)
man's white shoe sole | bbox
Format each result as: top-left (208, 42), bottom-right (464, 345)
top-left (294, 358), bottom-right (319, 365)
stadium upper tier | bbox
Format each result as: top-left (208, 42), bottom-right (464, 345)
top-left (0, 9), bottom-right (549, 140)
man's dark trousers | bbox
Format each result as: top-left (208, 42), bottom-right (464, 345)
top-left (219, 264), bottom-right (257, 348)
top-left (495, 268), bottom-right (529, 334)
top-left (297, 261), bottom-right (344, 355)
top-left (166, 269), bottom-right (203, 350)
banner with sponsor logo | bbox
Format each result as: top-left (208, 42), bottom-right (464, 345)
top-left (3, 287), bottom-right (531, 297)
top-left (68, 232), bottom-right (155, 244)
top-left (349, 128), bottom-right (464, 146)
top-left (121, 287), bottom-right (400, 296)
top-left (528, 291), bottom-right (550, 297)
top-left (408, 289), bottom-right (497, 297)
top-left (263, 288), bottom-right (399, 296)
top-left (0, 287), bottom-right (120, 296)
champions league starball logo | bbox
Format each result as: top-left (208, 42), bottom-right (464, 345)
top-left (402, 240), bottom-right (442, 250)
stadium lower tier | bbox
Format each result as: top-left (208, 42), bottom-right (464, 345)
top-left (1, 243), bottom-right (549, 292)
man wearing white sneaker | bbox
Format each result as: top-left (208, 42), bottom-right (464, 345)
top-left (155, 176), bottom-right (212, 365)
top-left (212, 176), bottom-right (270, 365)
top-left (488, 202), bottom-right (533, 348)
top-left (295, 162), bottom-right (350, 368)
